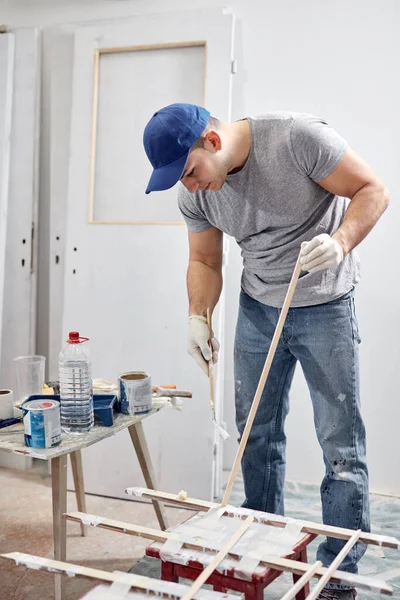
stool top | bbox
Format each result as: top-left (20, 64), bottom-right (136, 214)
top-left (146, 509), bottom-right (311, 582)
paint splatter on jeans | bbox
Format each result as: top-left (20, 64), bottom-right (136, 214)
top-left (234, 289), bottom-right (369, 582)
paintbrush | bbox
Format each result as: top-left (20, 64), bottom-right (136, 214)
top-left (206, 308), bottom-right (230, 441)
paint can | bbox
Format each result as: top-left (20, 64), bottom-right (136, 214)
top-left (0, 389), bottom-right (14, 420)
top-left (119, 371), bottom-right (152, 415)
top-left (22, 399), bottom-right (61, 448)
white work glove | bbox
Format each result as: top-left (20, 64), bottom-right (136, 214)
top-left (300, 233), bottom-right (343, 273)
top-left (188, 315), bottom-right (220, 375)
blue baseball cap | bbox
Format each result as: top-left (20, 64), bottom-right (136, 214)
top-left (143, 103), bottom-right (210, 194)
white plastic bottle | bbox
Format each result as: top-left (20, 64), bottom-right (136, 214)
top-left (59, 331), bottom-right (94, 434)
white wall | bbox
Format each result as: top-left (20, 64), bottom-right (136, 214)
top-left (1, 0), bottom-right (399, 495)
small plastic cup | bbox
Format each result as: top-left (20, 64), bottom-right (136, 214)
top-left (13, 355), bottom-right (46, 407)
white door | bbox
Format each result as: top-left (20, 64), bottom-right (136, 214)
top-left (1, 29), bottom-right (40, 389)
top-left (62, 10), bottom-right (234, 500)
top-left (0, 33), bottom-right (15, 375)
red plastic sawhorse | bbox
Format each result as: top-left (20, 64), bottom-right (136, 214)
top-left (146, 532), bottom-right (317, 600)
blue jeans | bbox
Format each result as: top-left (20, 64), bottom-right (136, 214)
top-left (234, 289), bottom-right (370, 583)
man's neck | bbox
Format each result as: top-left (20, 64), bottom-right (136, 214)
top-left (226, 119), bottom-right (251, 174)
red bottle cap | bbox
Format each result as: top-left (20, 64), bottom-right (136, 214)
top-left (67, 331), bottom-right (89, 344)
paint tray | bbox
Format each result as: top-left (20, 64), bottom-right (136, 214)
top-left (26, 394), bottom-right (118, 428)
top-left (93, 394), bottom-right (117, 427)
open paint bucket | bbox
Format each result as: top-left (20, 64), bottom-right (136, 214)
top-left (119, 371), bottom-right (152, 415)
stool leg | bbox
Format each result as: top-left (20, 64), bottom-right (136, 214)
top-left (293, 547), bottom-right (310, 600)
top-left (245, 583), bottom-right (264, 600)
top-left (161, 561), bottom-right (178, 583)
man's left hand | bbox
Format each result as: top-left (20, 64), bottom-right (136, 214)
top-left (300, 233), bottom-right (344, 273)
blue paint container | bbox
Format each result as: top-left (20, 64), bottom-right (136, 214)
top-left (22, 399), bottom-right (61, 448)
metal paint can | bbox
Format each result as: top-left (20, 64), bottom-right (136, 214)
top-left (119, 371), bottom-right (152, 415)
top-left (22, 399), bottom-right (61, 448)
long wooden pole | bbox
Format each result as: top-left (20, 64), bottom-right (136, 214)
top-left (180, 515), bottom-right (254, 600)
top-left (125, 487), bottom-right (400, 549)
top-left (0, 552), bottom-right (178, 596)
top-left (222, 254), bottom-right (303, 506)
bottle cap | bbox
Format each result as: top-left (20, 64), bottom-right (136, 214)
top-left (67, 331), bottom-right (89, 344)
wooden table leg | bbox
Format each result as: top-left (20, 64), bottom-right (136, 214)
top-left (70, 450), bottom-right (87, 536)
top-left (52, 454), bottom-right (67, 600)
top-left (128, 421), bottom-right (168, 530)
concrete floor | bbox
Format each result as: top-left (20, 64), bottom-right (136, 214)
top-left (1, 466), bottom-right (399, 600)
top-left (0, 465), bottom-right (192, 600)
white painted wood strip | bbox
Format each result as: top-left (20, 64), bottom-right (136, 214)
top-left (64, 511), bottom-right (393, 595)
top-left (180, 515), bottom-right (254, 600)
top-left (280, 561), bottom-right (322, 600)
top-left (0, 552), bottom-right (237, 600)
top-left (305, 531), bottom-right (362, 600)
top-left (125, 488), bottom-right (400, 549)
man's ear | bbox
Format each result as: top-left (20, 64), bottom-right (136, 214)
top-left (203, 130), bottom-right (222, 153)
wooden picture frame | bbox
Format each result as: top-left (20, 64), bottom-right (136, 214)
top-left (88, 41), bottom-right (207, 226)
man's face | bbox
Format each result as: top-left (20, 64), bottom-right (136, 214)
top-left (180, 144), bottom-right (229, 194)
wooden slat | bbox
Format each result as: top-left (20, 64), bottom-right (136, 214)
top-left (0, 552), bottom-right (232, 599)
top-left (180, 515), bottom-right (254, 600)
top-left (125, 487), bottom-right (400, 549)
top-left (280, 561), bottom-right (323, 600)
top-left (305, 531), bottom-right (361, 600)
top-left (64, 512), bottom-right (393, 595)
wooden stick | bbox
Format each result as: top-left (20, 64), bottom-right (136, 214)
top-left (222, 254), bottom-right (303, 506)
top-left (206, 307), bottom-right (215, 412)
top-left (0, 552), bottom-right (212, 599)
top-left (63, 512), bottom-right (392, 595)
top-left (305, 530), bottom-right (362, 600)
top-left (280, 561), bottom-right (323, 600)
top-left (125, 487), bottom-right (400, 549)
top-left (180, 515), bottom-right (254, 600)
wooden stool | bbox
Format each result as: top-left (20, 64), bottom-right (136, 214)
top-left (147, 532), bottom-right (317, 600)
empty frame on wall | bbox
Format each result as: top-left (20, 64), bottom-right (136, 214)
top-left (88, 41), bottom-right (207, 225)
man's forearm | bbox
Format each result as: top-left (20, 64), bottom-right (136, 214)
top-left (187, 260), bottom-right (223, 317)
top-left (333, 182), bottom-right (390, 257)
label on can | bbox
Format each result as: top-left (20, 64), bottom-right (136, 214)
top-left (119, 372), bottom-right (152, 415)
top-left (22, 399), bottom-right (61, 448)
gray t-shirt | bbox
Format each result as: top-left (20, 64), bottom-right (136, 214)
top-left (178, 112), bottom-right (360, 308)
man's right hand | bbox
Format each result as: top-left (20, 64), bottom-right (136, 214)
top-left (188, 315), bottom-right (220, 375)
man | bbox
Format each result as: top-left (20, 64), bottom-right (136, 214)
top-left (143, 103), bottom-right (389, 599)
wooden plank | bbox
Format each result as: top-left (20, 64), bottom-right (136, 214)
top-left (222, 255), bottom-right (302, 506)
top-left (280, 561), bottom-right (322, 600)
top-left (180, 515), bottom-right (254, 600)
top-left (305, 531), bottom-right (361, 600)
top-left (125, 487), bottom-right (400, 550)
top-left (128, 421), bottom-right (168, 530)
top-left (64, 511), bottom-right (393, 595)
top-left (0, 552), bottom-right (234, 599)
